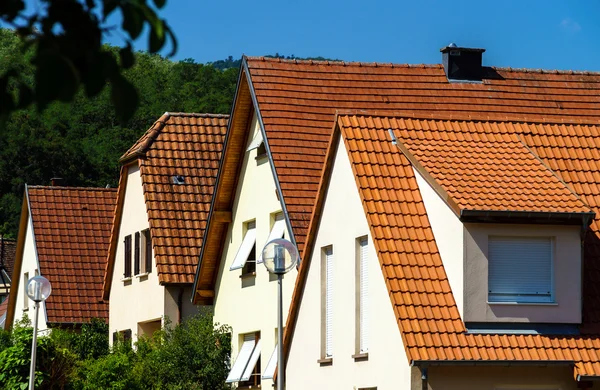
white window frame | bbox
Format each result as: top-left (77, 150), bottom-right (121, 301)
top-left (257, 213), bottom-right (286, 263)
top-left (358, 236), bottom-right (369, 354)
top-left (230, 221), bottom-right (257, 271)
top-left (488, 236), bottom-right (554, 304)
top-left (321, 246), bottom-right (333, 358)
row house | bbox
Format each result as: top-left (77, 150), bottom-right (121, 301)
top-left (198, 47), bottom-right (600, 389)
top-left (102, 112), bottom-right (227, 344)
top-left (5, 185), bottom-right (116, 331)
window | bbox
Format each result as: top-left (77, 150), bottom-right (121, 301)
top-left (134, 232), bottom-right (141, 275)
top-left (488, 236), bottom-right (553, 303)
top-left (142, 229), bottom-right (152, 273)
top-left (123, 235), bottom-right (132, 278)
top-left (356, 236), bottom-right (369, 355)
top-left (23, 272), bottom-right (29, 309)
top-left (258, 213), bottom-right (286, 264)
top-left (112, 329), bottom-right (132, 346)
top-left (226, 332), bottom-right (261, 386)
top-left (321, 246), bottom-right (333, 360)
top-left (247, 130), bottom-right (267, 159)
top-left (230, 221), bottom-right (256, 272)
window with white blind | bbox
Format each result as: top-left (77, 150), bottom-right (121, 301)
top-left (321, 246), bottom-right (334, 359)
top-left (257, 213), bottom-right (286, 264)
top-left (488, 236), bottom-right (554, 303)
top-left (357, 236), bottom-right (369, 354)
top-left (226, 333), bottom-right (261, 384)
top-left (230, 221), bottom-right (256, 271)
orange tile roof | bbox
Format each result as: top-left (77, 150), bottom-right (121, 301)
top-left (104, 113), bottom-right (227, 292)
top-left (292, 113), bottom-right (600, 379)
top-left (27, 186), bottom-right (117, 324)
top-left (353, 115), bottom-right (592, 215)
top-left (246, 57), bottom-right (600, 254)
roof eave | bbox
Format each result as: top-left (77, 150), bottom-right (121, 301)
top-left (192, 57), bottom-right (249, 304)
top-left (459, 209), bottom-right (596, 225)
top-left (411, 359), bottom-right (575, 367)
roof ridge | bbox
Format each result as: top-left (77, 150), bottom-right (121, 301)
top-left (335, 110), bottom-right (600, 126)
top-left (491, 66), bottom-right (600, 75)
top-left (164, 112), bottom-right (230, 118)
top-left (27, 185), bottom-right (118, 192)
top-left (119, 113), bottom-right (170, 163)
top-left (246, 56), bottom-right (600, 74)
top-left (245, 56), bottom-right (442, 69)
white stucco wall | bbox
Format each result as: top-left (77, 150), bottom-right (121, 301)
top-left (213, 113), bottom-right (297, 390)
top-left (109, 164), bottom-right (164, 344)
top-left (414, 170), bottom-right (465, 317)
top-left (286, 136), bottom-right (411, 390)
top-left (12, 209), bottom-right (48, 331)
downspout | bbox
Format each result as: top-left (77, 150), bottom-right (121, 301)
top-left (177, 287), bottom-right (184, 323)
top-left (581, 214), bottom-right (593, 323)
top-left (421, 366), bottom-right (428, 390)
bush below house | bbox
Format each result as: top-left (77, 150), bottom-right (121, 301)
top-left (0, 310), bottom-right (231, 389)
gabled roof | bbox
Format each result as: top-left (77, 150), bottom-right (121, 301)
top-left (284, 112), bottom-right (600, 380)
top-left (8, 186), bottom-right (117, 325)
top-left (0, 239), bottom-right (16, 278)
top-left (103, 113), bottom-right (227, 297)
top-left (194, 56), bottom-right (600, 303)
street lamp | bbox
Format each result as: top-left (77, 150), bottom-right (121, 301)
top-left (262, 238), bottom-right (299, 390)
top-left (26, 275), bottom-right (51, 390)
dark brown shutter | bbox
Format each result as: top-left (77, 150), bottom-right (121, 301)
top-left (112, 332), bottom-right (117, 344)
top-left (124, 235), bottom-right (132, 278)
top-left (134, 232), bottom-right (140, 275)
top-left (144, 230), bottom-right (152, 273)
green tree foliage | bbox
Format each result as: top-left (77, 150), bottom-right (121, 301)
top-left (0, 28), bottom-right (239, 238)
top-left (0, 0), bottom-right (176, 121)
top-left (0, 312), bottom-right (231, 389)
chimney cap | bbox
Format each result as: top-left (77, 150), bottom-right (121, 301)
top-left (440, 44), bottom-right (485, 54)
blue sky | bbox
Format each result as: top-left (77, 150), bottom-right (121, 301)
top-left (21, 1), bottom-right (600, 71)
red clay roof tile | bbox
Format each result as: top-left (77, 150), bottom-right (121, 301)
top-left (105, 113), bottom-right (227, 288)
top-left (27, 186), bottom-right (116, 324)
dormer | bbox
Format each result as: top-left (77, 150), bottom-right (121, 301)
top-left (389, 118), bottom-right (595, 326)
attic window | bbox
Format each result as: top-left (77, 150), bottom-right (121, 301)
top-left (171, 175), bottom-right (185, 185)
top-left (247, 130), bottom-right (267, 159)
top-left (230, 221), bottom-right (257, 271)
top-left (488, 236), bottom-right (554, 303)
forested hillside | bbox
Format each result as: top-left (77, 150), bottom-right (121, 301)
top-left (0, 29), bottom-right (239, 237)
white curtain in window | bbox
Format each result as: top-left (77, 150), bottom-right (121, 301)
top-left (488, 236), bottom-right (553, 303)
top-left (230, 222), bottom-right (257, 270)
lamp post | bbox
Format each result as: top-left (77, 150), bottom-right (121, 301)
top-left (262, 238), bottom-right (299, 390)
top-left (26, 275), bottom-right (51, 390)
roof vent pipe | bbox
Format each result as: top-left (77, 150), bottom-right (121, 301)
top-left (388, 128), bottom-right (398, 145)
top-left (440, 44), bottom-right (486, 82)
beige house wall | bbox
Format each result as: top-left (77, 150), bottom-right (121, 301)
top-left (12, 211), bottom-right (48, 332)
top-left (417, 365), bottom-right (577, 390)
top-left (464, 223), bottom-right (581, 323)
top-left (414, 169), bottom-right (465, 317)
top-left (109, 164), bottom-right (164, 344)
top-left (213, 113), bottom-right (297, 390)
top-left (286, 137), bottom-right (411, 390)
